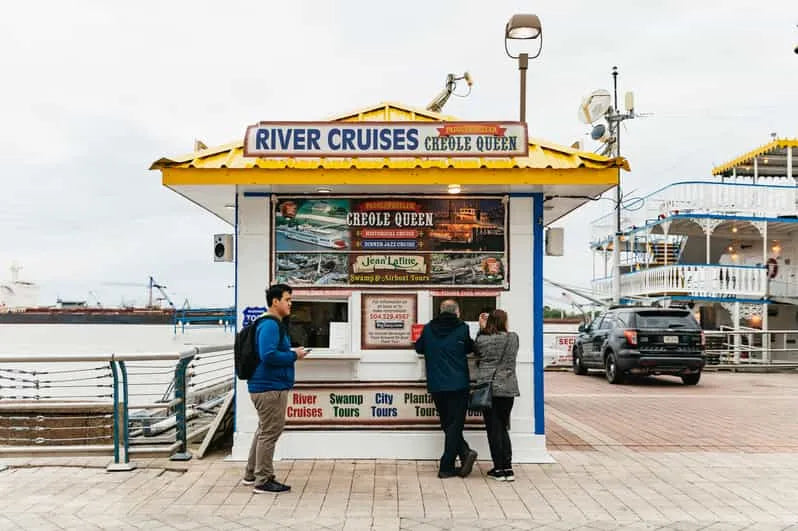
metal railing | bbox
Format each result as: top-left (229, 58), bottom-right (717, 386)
top-left (705, 328), bottom-right (798, 365)
top-left (0, 344), bottom-right (233, 471)
top-left (173, 308), bottom-right (235, 334)
top-left (591, 180), bottom-right (798, 244)
top-left (592, 264), bottom-right (769, 300)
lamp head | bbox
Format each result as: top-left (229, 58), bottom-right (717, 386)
top-left (505, 14), bottom-right (542, 40)
top-left (504, 14), bottom-right (543, 59)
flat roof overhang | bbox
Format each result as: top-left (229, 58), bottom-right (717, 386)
top-left (161, 166), bottom-right (620, 227)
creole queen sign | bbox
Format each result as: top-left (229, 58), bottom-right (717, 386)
top-left (244, 121), bottom-right (529, 158)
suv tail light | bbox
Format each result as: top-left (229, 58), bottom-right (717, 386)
top-left (623, 329), bottom-right (638, 346)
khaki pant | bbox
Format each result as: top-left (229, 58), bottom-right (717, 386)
top-left (245, 390), bottom-right (288, 484)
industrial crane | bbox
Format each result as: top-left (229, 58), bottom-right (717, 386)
top-left (103, 277), bottom-right (176, 309)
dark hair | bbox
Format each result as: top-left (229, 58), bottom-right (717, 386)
top-left (483, 309), bottom-right (508, 335)
top-left (266, 284), bottom-right (292, 307)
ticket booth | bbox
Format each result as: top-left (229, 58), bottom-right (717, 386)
top-left (151, 102), bottom-right (626, 462)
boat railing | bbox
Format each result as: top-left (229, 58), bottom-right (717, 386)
top-left (0, 344), bottom-right (234, 471)
top-left (592, 263), bottom-right (771, 300)
top-left (591, 180), bottom-right (798, 243)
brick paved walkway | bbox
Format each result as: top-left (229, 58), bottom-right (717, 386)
top-left (546, 371), bottom-right (798, 452)
top-left (1, 372), bottom-right (796, 530)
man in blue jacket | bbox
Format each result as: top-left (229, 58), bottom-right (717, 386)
top-left (415, 299), bottom-right (478, 478)
top-left (243, 284), bottom-right (308, 493)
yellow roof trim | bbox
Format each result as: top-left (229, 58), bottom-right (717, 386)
top-left (712, 138), bottom-right (798, 175)
top-left (161, 167), bottom-right (619, 186)
top-left (150, 101), bottom-right (628, 173)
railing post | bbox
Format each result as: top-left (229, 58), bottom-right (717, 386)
top-left (733, 302), bottom-right (741, 364)
top-left (170, 349), bottom-right (196, 461)
top-left (107, 358), bottom-right (136, 472)
top-left (108, 360), bottom-right (120, 468)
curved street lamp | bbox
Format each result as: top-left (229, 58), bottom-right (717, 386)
top-left (505, 14), bottom-right (543, 123)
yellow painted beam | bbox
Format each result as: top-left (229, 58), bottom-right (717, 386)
top-left (712, 138), bottom-right (798, 175)
top-left (161, 167), bottom-right (619, 186)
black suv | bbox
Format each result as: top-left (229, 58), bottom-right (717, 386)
top-left (572, 306), bottom-right (706, 385)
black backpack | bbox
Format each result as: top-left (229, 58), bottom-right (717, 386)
top-left (234, 314), bottom-right (286, 380)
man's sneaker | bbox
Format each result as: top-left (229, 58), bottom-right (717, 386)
top-left (437, 467), bottom-right (462, 479)
top-left (458, 449), bottom-right (478, 477)
top-left (242, 476), bottom-right (256, 486)
top-left (253, 479), bottom-right (290, 493)
top-left (486, 468), bottom-right (506, 481)
top-left (502, 469), bottom-right (515, 482)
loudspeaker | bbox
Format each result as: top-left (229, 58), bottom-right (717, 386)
top-left (214, 234), bottom-right (233, 262)
top-left (545, 227), bottom-right (564, 256)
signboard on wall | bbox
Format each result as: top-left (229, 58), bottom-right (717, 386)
top-left (241, 307), bottom-right (266, 327)
top-left (285, 383), bottom-right (485, 429)
top-left (244, 121), bottom-right (529, 158)
top-left (552, 334), bottom-right (576, 366)
top-left (272, 196), bottom-right (508, 289)
top-left (361, 293), bottom-right (417, 350)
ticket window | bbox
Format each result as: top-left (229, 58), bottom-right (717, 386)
top-left (288, 300), bottom-right (349, 348)
top-left (431, 296), bottom-right (496, 321)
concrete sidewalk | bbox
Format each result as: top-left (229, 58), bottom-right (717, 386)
top-left (3, 373), bottom-right (797, 530)
top-left (2, 449), bottom-right (797, 530)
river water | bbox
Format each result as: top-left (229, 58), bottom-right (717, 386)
top-left (0, 324), bottom-right (235, 402)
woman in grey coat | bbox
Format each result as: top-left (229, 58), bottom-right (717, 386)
top-left (474, 309), bottom-right (520, 481)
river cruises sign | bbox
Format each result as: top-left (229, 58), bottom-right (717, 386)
top-left (272, 195), bottom-right (508, 289)
top-left (244, 121), bottom-right (528, 158)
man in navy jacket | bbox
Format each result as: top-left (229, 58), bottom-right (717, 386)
top-left (243, 284), bottom-right (309, 493)
top-left (415, 299), bottom-right (478, 478)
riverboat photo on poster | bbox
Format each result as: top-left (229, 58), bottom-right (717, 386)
top-left (274, 196), bottom-right (506, 253)
top-left (272, 195), bottom-right (508, 288)
top-left (274, 198), bottom-right (352, 252)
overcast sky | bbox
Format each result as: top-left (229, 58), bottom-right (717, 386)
top-left (1, 1), bottom-right (796, 309)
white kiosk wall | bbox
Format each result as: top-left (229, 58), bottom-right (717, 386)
top-left (231, 193), bottom-right (551, 463)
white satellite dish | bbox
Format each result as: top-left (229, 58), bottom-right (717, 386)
top-left (578, 89), bottom-right (612, 124)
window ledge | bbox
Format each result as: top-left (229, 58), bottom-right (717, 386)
top-left (304, 351), bottom-right (361, 360)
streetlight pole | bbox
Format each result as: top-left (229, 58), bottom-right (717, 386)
top-left (518, 53), bottom-right (528, 122)
top-left (612, 66), bottom-right (622, 305)
top-left (504, 14), bottom-right (543, 124)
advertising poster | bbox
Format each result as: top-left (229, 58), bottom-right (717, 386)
top-left (273, 196), bottom-right (508, 288)
top-left (361, 293), bottom-right (417, 350)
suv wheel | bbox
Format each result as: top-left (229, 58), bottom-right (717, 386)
top-left (681, 371), bottom-right (701, 385)
top-left (605, 352), bottom-right (624, 384)
top-left (573, 347), bottom-right (588, 375)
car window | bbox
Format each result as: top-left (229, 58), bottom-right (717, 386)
top-left (635, 310), bottom-right (699, 329)
top-left (599, 314), bottom-right (615, 329)
top-left (588, 315), bottom-right (604, 331)
top-left (616, 311), bottom-right (633, 328)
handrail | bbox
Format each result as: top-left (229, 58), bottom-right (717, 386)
top-left (0, 346), bottom-right (230, 364)
top-left (591, 179), bottom-right (798, 225)
top-left (0, 344), bottom-right (234, 470)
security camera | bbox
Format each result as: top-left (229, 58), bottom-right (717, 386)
top-left (795, 44), bottom-right (798, 54)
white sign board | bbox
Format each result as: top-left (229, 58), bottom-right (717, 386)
top-left (244, 121), bottom-right (529, 158)
top-left (361, 293), bottom-right (417, 350)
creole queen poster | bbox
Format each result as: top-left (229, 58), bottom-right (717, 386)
top-left (272, 196), bottom-right (508, 289)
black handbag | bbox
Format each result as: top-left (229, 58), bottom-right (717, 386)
top-left (468, 381), bottom-right (493, 410)
top-left (468, 335), bottom-right (509, 411)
